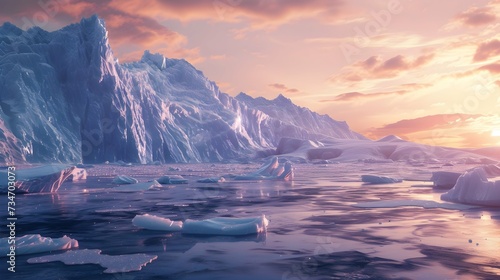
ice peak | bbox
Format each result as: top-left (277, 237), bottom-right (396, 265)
top-left (0, 21), bottom-right (23, 36)
top-left (273, 94), bottom-right (292, 104)
top-left (141, 50), bottom-right (167, 70)
top-left (377, 135), bottom-right (405, 142)
top-left (79, 14), bottom-right (108, 41)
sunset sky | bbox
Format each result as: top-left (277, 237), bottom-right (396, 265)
top-left (1, 0), bottom-right (499, 148)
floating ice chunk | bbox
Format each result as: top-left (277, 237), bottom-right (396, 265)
top-left (235, 157), bottom-right (293, 181)
top-left (197, 177), bottom-right (225, 183)
top-left (255, 157), bottom-right (279, 176)
top-left (441, 168), bottom-right (500, 206)
top-left (132, 214), bottom-right (183, 231)
top-left (27, 249), bottom-right (157, 273)
top-left (0, 165), bottom-right (75, 193)
top-left (168, 167), bottom-right (181, 171)
top-left (430, 171), bottom-right (462, 189)
top-left (183, 215), bottom-right (269, 236)
top-left (157, 175), bottom-right (188, 184)
top-left (361, 175), bottom-right (402, 184)
top-left (69, 168), bottom-right (87, 182)
top-left (0, 234), bottom-right (78, 255)
top-left (112, 180), bottom-right (160, 192)
top-left (112, 175), bottom-right (138, 184)
top-left (354, 200), bottom-right (475, 210)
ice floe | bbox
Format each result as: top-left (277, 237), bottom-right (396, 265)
top-left (68, 168), bottom-right (87, 182)
top-left (27, 249), bottom-right (157, 273)
top-left (354, 200), bottom-right (475, 210)
top-left (157, 175), bottom-right (188, 184)
top-left (234, 157), bottom-right (293, 181)
top-left (441, 168), bottom-right (500, 206)
top-left (132, 214), bottom-right (183, 231)
top-left (112, 180), bottom-right (161, 192)
top-left (197, 177), bottom-right (225, 183)
top-left (361, 175), bottom-right (402, 184)
top-left (0, 234), bottom-right (78, 255)
top-left (132, 214), bottom-right (269, 236)
top-left (182, 215), bottom-right (269, 236)
top-left (112, 175), bottom-right (138, 184)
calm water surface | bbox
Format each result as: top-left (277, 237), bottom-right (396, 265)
top-left (2, 162), bottom-right (500, 280)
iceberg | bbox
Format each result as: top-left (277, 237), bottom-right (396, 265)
top-left (68, 168), bottom-right (87, 182)
top-left (112, 175), bottom-right (138, 184)
top-left (183, 215), bottom-right (269, 236)
top-left (234, 157), bottom-right (293, 181)
top-left (112, 180), bottom-right (161, 192)
top-left (0, 234), bottom-right (78, 255)
top-left (430, 171), bottom-right (462, 189)
top-left (132, 214), bottom-right (183, 231)
top-left (157, 175), bottom-right (188, 184)
top-left (0, 165), bottom-right (75, 193)
top-left (441, 168), bottom-right (500, 206)
top-left (27, 249), bottom-right (157, 273)
top-left (0, 16), bottom-right (364, 165)
top-left (361, 175), bottom-right (402, 184)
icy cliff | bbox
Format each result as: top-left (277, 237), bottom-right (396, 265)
top-left (0, 15), bottom-right (363, 164)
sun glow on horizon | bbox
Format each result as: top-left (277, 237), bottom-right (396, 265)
top-left (492, 129), bottom-right (500, 137)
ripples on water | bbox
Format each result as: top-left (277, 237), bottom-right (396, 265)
top-left (2, 162), bottom-right (500, 279)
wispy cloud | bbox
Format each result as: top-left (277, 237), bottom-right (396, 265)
top-left (268, 83), bottom-right (300, 94)
top-left (473, 39), bottom-right (500, 62)
top-left (330, 54), bottom-right (434, 84)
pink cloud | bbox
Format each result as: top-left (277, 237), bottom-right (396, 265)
top-left (454, 6), bottom-right (497, 27)
top-left (367, 114), bottom-right (483, 139)
top-left (268, 83), bottom-right (300, 94)
top-left (324, 83), bottom-right (431, 102)
top-left (473, 39), bottom-right (500, 62)
top-left (478, 61), bottom-right (500, 74)
top-left (330, 54), bottom-right (435, 84)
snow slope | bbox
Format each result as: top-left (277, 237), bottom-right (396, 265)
top-left (0, 16), bottom-right (363, 164)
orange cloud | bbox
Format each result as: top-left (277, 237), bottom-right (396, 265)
top-left (330, 54), bottom-right (434, 84)
top-left (367, 114), bottom-right (483, 139)
top-left (473, 39), bottom-right (500, 62)
top-left (0, 0), bottom-right (203, 63)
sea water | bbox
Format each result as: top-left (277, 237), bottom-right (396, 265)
top-left (2, 162), bottom-right (500, 279)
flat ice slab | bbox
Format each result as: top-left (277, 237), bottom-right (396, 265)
top-left (132, 214), bottom-right (269, 235)
top-left (0, 234), bottom-right (78, 255)
top-left (157, 175), bottom-right (188, 184)
top-left (441, 168), bottom-right (500, 206)
top-left (112, 175), bottom-right (138, 184)
top-left (27, 249), bottom-right (157, 273)
top-left (132, 214), bottom-right (183, 231)
top-left (361, 175), bottom-right (402, 184)
top-left (112, 180), bottom-right (161, 192)
top-left (197, 177), bottom-right (225, 183)
top-left (0, 165), bottom-right (75, 193)
top-left (183, 215), bottom-right (269, 236)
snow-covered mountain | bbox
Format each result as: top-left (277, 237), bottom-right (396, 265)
top-left (0, 15), bottom-right (364, 164)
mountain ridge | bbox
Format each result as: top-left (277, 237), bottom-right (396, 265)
top-left (0, 15), bottom-right (364, 164)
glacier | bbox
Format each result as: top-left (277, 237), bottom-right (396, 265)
top-left (0, 15), bottom-right (363, 164)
